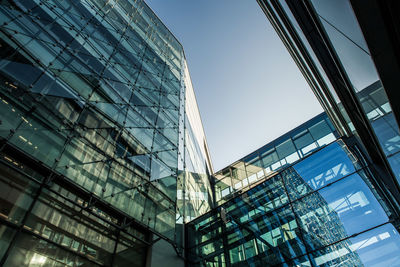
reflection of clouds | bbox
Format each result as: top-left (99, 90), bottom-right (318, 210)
top-left (308, 162), bottom-right (348, 188)
top-left (328, 191), bottom-right (369, 215)
top-left (350, 232), bottom-right (390, 251)
top-left (293, 141), bottom-right (354, 191)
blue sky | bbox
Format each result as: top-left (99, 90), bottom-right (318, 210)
top-left (146, 0), bottom-right (323, 171)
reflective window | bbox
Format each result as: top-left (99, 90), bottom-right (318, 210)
top-left (187, 141), bottom-right (400, 266)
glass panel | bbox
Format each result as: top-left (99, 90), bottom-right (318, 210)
top-left (114, 232), bottom-right (147, 267)
top-left (25, 189), bottom-right (116, 266)
top-left (0, 162), bottom-right (39, 224)
top-left (261, 149), bottom-right (279, 168)
top-left (294, 132), bottom-right (314, 150)
top-left (388, 154), bottom-right (400, 181)
top-left (294, 173), bottom-right (388, 251)
top-left (289, 142), bottom-right (355, 197)
top-left (371, 113), bottom-right (400, 156)
top-left (311, 224), bottom-right (400, 266)
top-left (317, 133), bottom-right (336, 147)
top-left (349, 224), bottom-right (400, 266)
top-left (245, 174), bottom-right (288, 212)
top-left (0, 225), bottom-right (16, 260)
top-left (3, 233), bottom-right (97, 267)
top-left (276, 139), bottom-right (297, 159)
top-left (308, 120), bottom-right (332, 141)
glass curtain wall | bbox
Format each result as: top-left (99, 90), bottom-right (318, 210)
top-left (177, 60), bottom-right (214, 224)
top-left (213, 113), bottom-right (337, 205)
top-left (187, 140), bottom-right (400, 267)
top-left (259, 0), bottom-right (400, 185)
top-left (0, 0), bottom-right (213, 260)
top-left (0, 155), bottom-right (149, 266)
top-left (307, 0), bottom-right (400, 183)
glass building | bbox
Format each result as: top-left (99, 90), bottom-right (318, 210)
top-left (187, 115), bottom-right (400, 267)
top-left (213, 113), bottom-right (338, 205)
top-left (257, 0), bottom-right (400, 208)
top-left (1, 0), bottom-right (400, 266)
top-left (0, 0), bottom-right (212, 266)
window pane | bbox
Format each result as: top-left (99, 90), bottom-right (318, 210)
top-left (293, 173), bottom-right (388, 250)
top-left (276, 139), bottom-right (296, 158)
top-left (0, 225), bottom-right (16, 260)
top-left (0, 162), bottom-right (39, 224)
top-left (309, 120), bottom-right (332, 141)
top-left (290, 142), bottom-right (355, 195)
top-left (4, 233), bottom-right (96, 267)
top-left (311, 224), bottom-right (400, 266)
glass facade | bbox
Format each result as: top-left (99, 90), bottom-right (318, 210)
top-left (1, 0), bottom-right (400, 266)
top-left (0, 0), bottom-right (212, 265)
top-left (257, 0), bottom-right (400, 188)
top-left (187, 140), bottom-right (400, 266)
top-left (308, 0), bottom-right (400, 183)
top-left (179, 60), bottom-right (213, 223)
top-left (0, 157), bottom-right (148, 266)
top-left (213, 113), bottom-right (338, 204)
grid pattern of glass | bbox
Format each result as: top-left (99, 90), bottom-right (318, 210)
top-left (0, 0), bottom-right (213, 248)
top-left (214, 113), bottom-right (337, 204)
top-left (187, 140), bottom-right (400, 266)
top-left (0, 156), bottom-right (148, 266)
top-left (307, 0), bottom-right (400, 184)
top-left (178, 61), bottom-right (214, 224)
top-left (263, 0), bottom-right (400, 185)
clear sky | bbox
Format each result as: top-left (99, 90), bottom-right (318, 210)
top-left (146, 0), bottom-right (323, 172)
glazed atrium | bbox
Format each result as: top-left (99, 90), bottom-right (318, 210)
top-left (0, 0), bottom-right (400, 266)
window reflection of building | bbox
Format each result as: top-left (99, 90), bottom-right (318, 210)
top-left (214, 113), bottom-right (338, 204)
top-left (0, 0), bottom-right (213, 266)
top-left (186, 140), bottom-right (400, 266)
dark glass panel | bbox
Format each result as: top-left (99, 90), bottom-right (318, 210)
top-left (25, 189), bottom-right (117, 266)
top-left (3, 233), bottom-right (97, 267)
top-left (0, 162), bottom-right (39, 224)
top-left (0, 225), bottom-right (16, 260)
top-left (113, 232), bottom-right (146, 267)
top-left (276, 139), bottom-right (297, 159)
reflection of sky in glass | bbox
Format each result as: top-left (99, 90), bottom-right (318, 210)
top-left (317, 172), bottom-right (388, 235)
top-left (311, 0), bottom-right (368, 50)
top-left (311, 0), bottom-right (379, 91)
top-left (311, 0), bottom-right (400, 184)
top-left (350, 224), bottom-right (400, 266)
top-left (188, 140), bottom-right (400, 266)
top-left (293, 141), bottom-right (355, 190)
top-left (293, 142), bottom-right (388, 235)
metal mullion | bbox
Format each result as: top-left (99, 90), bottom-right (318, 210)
top-left (220, 217), bottom-right (232, 267)
top-left (110, 229), bottom-right (121, 266)
top-left (21, 225), bottom-right (102, 266)
top-left (0, 123), bottom-right (77, 265)
top-left (285, 0), bottom-right (400, 209)
top-left (0, 174), bottom-right (45, 265)
top-left (268, 0), bottom-right (351, 137)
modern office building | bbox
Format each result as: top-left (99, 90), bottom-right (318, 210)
top-left (1, 0), bottom-right (400, 266)
top-left (0, 0), bottom-right (213, 266)
top-left (257, 0), bottom-right (400, 210)
top-left (212, 113), bottom-right (338, 205)
top-left (186, 114), bottom-right (400, 266)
